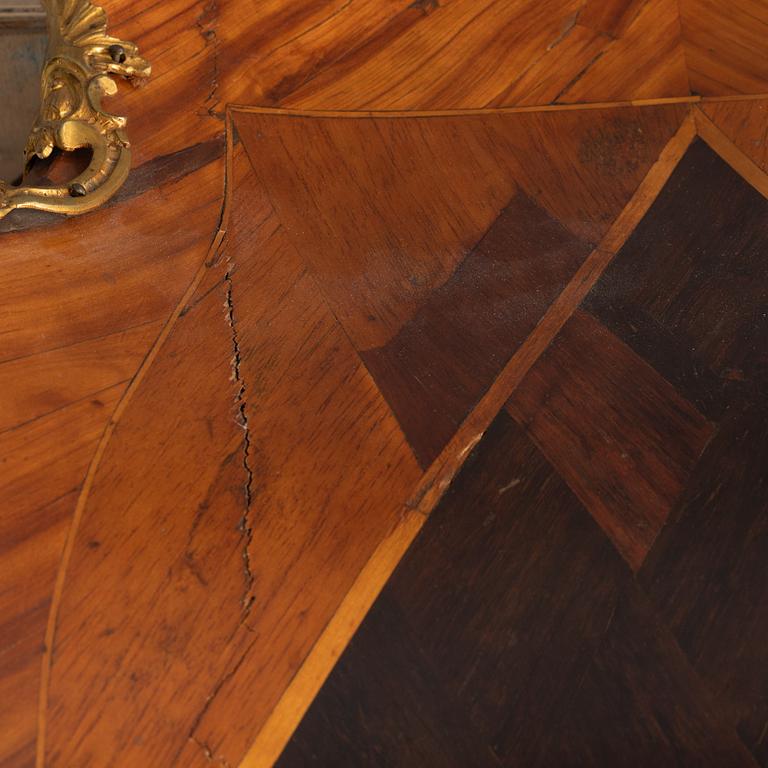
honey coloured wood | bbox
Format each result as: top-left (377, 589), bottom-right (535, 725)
top-left (1, 1), bottom-right (768, 767)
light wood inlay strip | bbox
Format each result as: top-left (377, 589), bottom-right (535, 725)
top-left (231, 97), bottom-right (702, 119)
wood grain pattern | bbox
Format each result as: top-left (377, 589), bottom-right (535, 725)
top-left (679, 0), bottom-right (768, 95)
top-left (362, 192), bottom-right (590, 468)
top-left (244, 0), bottom-right (691, 110)
top-left (278, 413), bottom-right (755, 767)
top-left (2, 0), bottom-right (767, 765)
top-left (507, 309), bottom-right (713, 569)
top-left (694, 107), bottom-right (768, 202)
top-left (233, 105), bottom-right (687, 343)
top-left (40, 144), bottom-right (422, 768)
top-left (1, 10), bottom-right (226, 759)
top-left (275, 109), bottom-right (768, 767)
top-left (553, 0), bottom-right (690, 105)
top-left (234, 105), bottom-right (687, 467)
top-left (0, 158), bottom-right (224, 768)
top-left (29, 102), bottom-right (692, 767)
top-left (584, 139), bottom-right (768, 421)
top-left (700, 98), bottom-right (768, 175)
top-left (505, 136), bottom-right (768, 574)
top-left (238, 112), bottom-right (699, 768)
top-left (641, 400), bottom-right (768, 765)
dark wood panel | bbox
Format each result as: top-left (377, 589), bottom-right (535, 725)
top-left (512, 132), bottom-right (768, 764)
top-left (278, 412), bottom-right (753, 767)
top-left (584, 138), bottom-right (768, 421)
top-left (547, 580), bottom-right (757, 767)
top-left (640, 400), bottom-right (768, 764)
top-left (270, 593), bottom-right (490, 768)
top-left (507, 309), bottom-right (713, 570)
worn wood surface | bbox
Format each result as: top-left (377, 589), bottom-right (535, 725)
top-left (0, 1), bottom-right (767, 766)
top-left (234, 105), bottom-right (686, 467)
top-left (30, 105), bottom-right (690, 768)
top-left (280, 136), bottom-right (768, 768)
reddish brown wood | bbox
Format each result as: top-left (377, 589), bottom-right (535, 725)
top-left (40, 147), bottom-right (422, 767)
top-left (553, 0), bottom-right (689, 105)
top-left (233, 105), bottom-right (687, 467)
top-left (507, 309), bottom-right (713, 569)
top-left (701, 98), bottom-right (768, 173)
top-left (1, 1), bottom-right (767, 765)
top-left (679, 0), bottom-right (768, 95)
top-left (0, 160), bottom-right (223, 767)
top-left (362, 192), bottom-right (590, 468)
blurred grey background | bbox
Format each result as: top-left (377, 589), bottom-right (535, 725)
top-left (0, 1), bottom-right (47, 182)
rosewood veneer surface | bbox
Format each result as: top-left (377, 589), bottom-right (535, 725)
top-left (0, 1), bottom-right (767, 766)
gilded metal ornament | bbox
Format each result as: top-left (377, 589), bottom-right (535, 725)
top-left (0, 0), bottom-right (150, 219)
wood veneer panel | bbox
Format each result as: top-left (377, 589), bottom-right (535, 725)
top-left (278, 413), bottom-right (754, 766)
top-left (41, 152), bottom-right (421, 767)
top-left (235, 106), bottom-right (686, 334)
top-left (238, 0), bottom-right (692, 110)
top-left (679, 0), bottom-right (768, 95)
top-left (234, 105), bottom-right (686, 467)
top-left (0, 321), bottom-right (160, 434)
top-left (0, 1), bottom-right (760, 763)
top-left (0, 161), bottom-right (222, 360)
top-left (277, 0), bottom-right (586, 109)
top-left (507, 309), bottom-right (713, 570)
top-left (0, 45), bottom-right (225, 750)
top-left (239, 112), bottom-right (698, 768)
top-left (0, 156), bottom-right (224, 768)
top-left (234, 112), bottom-right (522, 350)
top-left (640, 401), bottom-right (768, 764)
top-left (506, 134), bottom-right (767, 579)
top-left (500, 133), bottom-right (768, 765)
top-left (554, 0), bottom-right (690, 105)
top-left (184, 167), bottom-right (423, 765)
top-left (362, 191), bottom-right (590, 468)
top-left (0, 491), bottom-right (76, 768)
top-left (0, 392), bottom-right (123, 768)
top-left (579, 0), bottom-right (647, 36)
top-left (40, 155), bottom-right (262, 768)
top-left (584, 139), bottom-right (768, 422)
top-left (701, 98), bottom-right (768, 174)
top-left (279, 119), bottom-right (768, 767)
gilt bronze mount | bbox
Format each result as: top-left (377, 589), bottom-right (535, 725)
top-left (0, 0), bottom-right (149, 219)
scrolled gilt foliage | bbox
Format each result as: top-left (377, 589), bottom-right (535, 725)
top-left (0, 0), bottom-right (150, 219)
